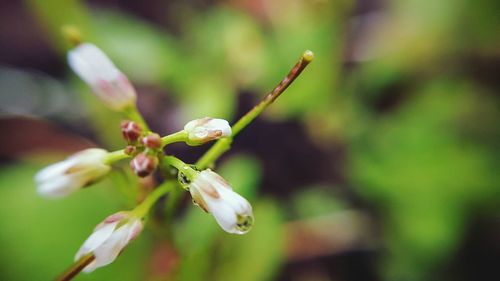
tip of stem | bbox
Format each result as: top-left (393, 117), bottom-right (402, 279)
top-left (303, 50), bottom-right (314, 62)
top-left (62, 25), bottom-right (83, 47)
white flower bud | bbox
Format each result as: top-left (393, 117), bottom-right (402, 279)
top-left (68, 43), bottom-right (137, 110)
top-left (75, 212), bottom-right (143, 272)
top-left (183, 117), bottom-right (232, 146)
top-left (34, 148), bottom-right (111, 198)
top-left (189, 169), bottom-right (254, 234)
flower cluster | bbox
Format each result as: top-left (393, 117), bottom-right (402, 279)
top-left (34, 36), bottom-right (313, 278)
top-left (35, 42), bottom-right (253, 273)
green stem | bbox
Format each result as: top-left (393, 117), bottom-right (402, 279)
top-left (55, 253), bottom-right (95, 281)
top-left (196, 50), bottom-right (314, 169)
top-left (163, 156), bottom-right (198, 179)
top-left (104, 149), bottom-right (129, 164)
top-left (232, 50), bottom-right (314, 136)
top-left (164, 183), bottom-right (183, 222)
top-left (161, 131), bottom-right (188, 147)
top-left (133, 181), bottom-right (176, 218)
top-left (196, 138), bottom-right (232, 169)
top-left (103, 131), bottom-right (188, 165)
top-left (124, 105), bottom-right (150, 131)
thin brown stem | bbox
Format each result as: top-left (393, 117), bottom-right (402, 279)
top-left (196, 50), bottom-right (314, 168)
top-left (265, 50), bottom-right (315, 103)
top-left (55, 253), bottom-right (95, 281)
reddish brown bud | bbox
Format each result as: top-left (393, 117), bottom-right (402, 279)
top-left (124, 145), bottom-right (136, 155)
top-left (141, 133), bottom-right (162, 149)
top-left (121, 120), bottom-right (142, 143)
top-left (130, 153), bottom-right (158, 177)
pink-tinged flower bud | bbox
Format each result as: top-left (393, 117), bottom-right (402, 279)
top-left (141, 133), bottom-right (161, 149)
top-left (75, 211), bottom-right (143, 272)
top-left (68, 43), bottom-right (137, 110)
top-left (130, 153), bottom-right (158, 177)
top-left (34, 148), bottom-right (111, 198)
top-left (189, 169), bottom-right (254, 234)
top-left (124, 145), bottom-right (136, 155)
top-left (183, 117), bottom-right (232, 146)
top-left (121, 120), bottom-right (142, 144)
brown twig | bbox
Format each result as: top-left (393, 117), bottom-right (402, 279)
top-left (55, 253), bottom-right (95, 281)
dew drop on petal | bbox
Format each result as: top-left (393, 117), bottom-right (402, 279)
top-left (236, 214), bottom-right (254, 233)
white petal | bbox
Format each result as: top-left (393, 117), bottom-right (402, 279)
top-left (204, 187), bottom-right (252, 234)
top-left (34, 158), bottom-right (76, 183)
top-left (208, 201), bottom-right (239, 233)
top-left (191, 170), bottom-right (253, 234)
top-left (207, 119), bottom-right (231, 137)
top-left (34, 149), bottom-right (110, 198)
top-left (37, 176), bottom-right (81, 198)
top-left (68, 43), bottom-right (121, 85)
top-left (84, 224), bottom-right (128, 272)
top-left (183, 119), bottom-right (198, 132)
top-left (183, 118), bottom-right (232, 145)
top-left (84, 219), bottom-right (141, 272)
top-left (75, 221), bottom-right (118, 262)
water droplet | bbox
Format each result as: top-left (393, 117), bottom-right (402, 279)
top-left (177, 172), bottom-right (190, 189)
top-left (236, 214), bottom-right (254, 233)
top-left (189, 164), bottom-right (200, 172)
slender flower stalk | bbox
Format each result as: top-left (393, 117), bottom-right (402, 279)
top-left (161, 130), bottom-right (188, 147)
top-left (232, 50), bottom-right (314, 136)
top-left (196, 50), bottom-right (314, 168)
top-left (55, 253), bottom-right (95, 281)
top-left (123, 105), bottom-right (150, 132)
top-left (103, 149), bottom-right (130, 164)
top-left (132, 181), bottom-right (176, 218)
top-left (35, 148), bottom-right (111, 198)
top-left (163, 155), bottom-right (198, 180)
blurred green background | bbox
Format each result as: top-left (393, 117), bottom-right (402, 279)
top-left (0, 0), bottom-right (499, 280)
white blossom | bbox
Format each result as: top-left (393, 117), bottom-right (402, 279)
top-left (75, 212), bottom-right (143, 272)
top-left (68, 43), bottom-right (136, 110)
top-left (189, 169), bottom-right (253, 234)
top-left (183, 117), bottom-right (232, 145)
top-left (34, 148), bottom-right (111, 198)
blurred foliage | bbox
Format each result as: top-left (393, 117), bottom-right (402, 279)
top-left (0, 163), bottom-right (150, 281)
top-left (349, 80), bottom-right (500, 280)
top-left (0, 0), bottom-right (499, 280)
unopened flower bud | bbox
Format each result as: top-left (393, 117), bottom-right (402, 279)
top-left (68, 43), bottom-right (137, 110)
top-left (141, 133), bottom-right (161, 149)
top-left (130, 153), bottom-right (158, 177)
top-left (124, 145), bottom-right (136, 155)
top-left (183, 117), bottom-right (231, 146)
top-left (121, 120), bottom-right (142, 144)
top-left (75, 211), bottom-right (143, 272)
top-left (189, 169), bottom-right (254, 234)
top-left (34, 148), bottom-right (111, 198)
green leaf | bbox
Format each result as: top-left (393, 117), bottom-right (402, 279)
top-left (349, 80), bottom-right (500, 281)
